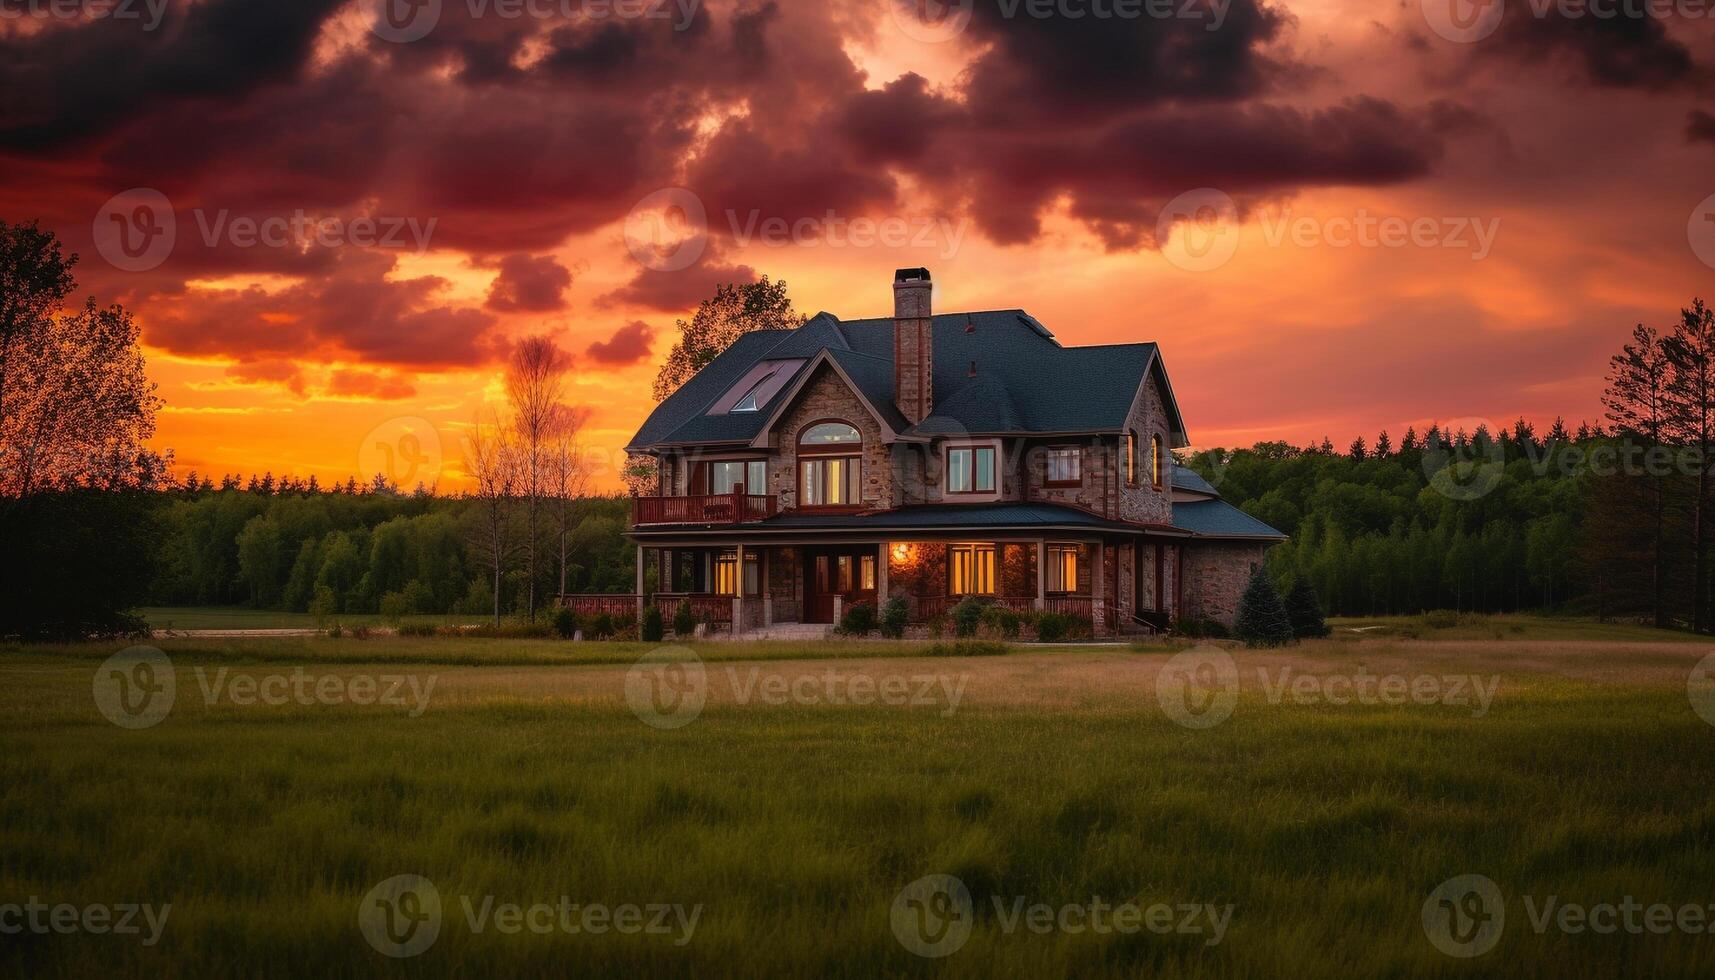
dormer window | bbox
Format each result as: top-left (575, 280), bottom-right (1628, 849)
top-left (946, 444), bottom-right (996, 495)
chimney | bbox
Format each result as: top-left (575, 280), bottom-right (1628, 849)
top-left (893, 267), bottom-right (933, 424)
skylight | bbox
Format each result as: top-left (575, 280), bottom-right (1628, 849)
top-left (709, 359), bottom-right (805, 416)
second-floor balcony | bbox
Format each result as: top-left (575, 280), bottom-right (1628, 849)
top-left (633, 491), bottom-right (777, 526)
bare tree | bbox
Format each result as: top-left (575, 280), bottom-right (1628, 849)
top-left (545, 403), bottom-right (591, 599)
top-left (506, 336), bottom-right (568, 621)
top-left (465, 411), bottom-right (519, 627)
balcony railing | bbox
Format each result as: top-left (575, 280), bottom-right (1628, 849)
top-left (633, 490), bottom-right (777, 526)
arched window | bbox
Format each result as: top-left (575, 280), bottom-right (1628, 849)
top-left (1125, 430), bottom-right (1139, 487)
top-left (1151, 434), bottom-right (1164, 489)
top-left (798, 421), bottom-right (862, 507)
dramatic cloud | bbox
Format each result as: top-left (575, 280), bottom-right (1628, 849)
top-left (325, 368), bottom-right (417, 401)
top-left (599, 261), bottom-right (758, 312)
top-left (1483, 10), bottom-right (1698, 90)
top-left (485, 254), bottom-right (573, 312)
top-left (585, 320), bottom-right (655, 365)
top-left (1689, 110), bottom-right (1715, 145)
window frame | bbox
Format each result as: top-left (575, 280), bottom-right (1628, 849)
top-left (944, 442), bottom-right (998, 496)
top-left (1150, 433), bottom-right (1165, 490)
top-left (701, 458), bottom-right (768, 496)
top-left (1125, 430), bottom-right (1140, 488)
top-left (1044, 446), bottom-right (1082, 488)
top-left (796, 419), bottom-right (864, 511)
top-left (1045, 544), bottom-right (1080, 594)
top-left (948, 543), bottom-right (997, 596)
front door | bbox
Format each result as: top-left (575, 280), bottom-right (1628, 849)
top-left (803, 547), bottom-right (878, 623)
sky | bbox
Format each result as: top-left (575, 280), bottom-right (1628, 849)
top-left (3, 0), bottom-right (1714, 492)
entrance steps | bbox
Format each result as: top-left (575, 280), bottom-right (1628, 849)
top-left (731, 622), bottom-right (833, 642)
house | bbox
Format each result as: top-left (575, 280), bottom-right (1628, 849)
top-left (596, 268), bottom-right (1284, 636)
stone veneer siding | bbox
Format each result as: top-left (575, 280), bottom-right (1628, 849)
top-left (1181, 541), bottom-right (1269, 627)
top-left (768, 364), bottom-right (893, 511)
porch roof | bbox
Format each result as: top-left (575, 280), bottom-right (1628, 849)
top-left (1169, 499), bottom-right (1287, 540)
top-left (630, 501), bottom-right (1186, 539)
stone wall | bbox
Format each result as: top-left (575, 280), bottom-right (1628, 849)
top-left (1116, 371), bottom-right (1173, 525)
top-left (1181, 541), bottom-right (1269, 627)
top-left (768, 364), bottom-right (893, 510)
top-left (1024, 438), bottom-right (1117, 516)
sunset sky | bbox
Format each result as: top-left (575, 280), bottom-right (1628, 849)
top-left (4, 0), bottom-right (1714, 492)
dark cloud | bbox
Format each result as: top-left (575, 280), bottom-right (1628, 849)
top-left (1485, 10), bottom-right (1696, 89)
top-left (1689, 110), bottom-right (1715, 145)
top-left (599, 261), bottom-right (758, 312)
top-left (325, 369), bottom-right (417, 401)
top-left (485, 254), bottom-right (573, 312)
top-left (586, 320), bottom-right (655, 365)
top-left (225, 359), bottom-right (307, 398)
top-left (142, 250), bottom-right (499, 369)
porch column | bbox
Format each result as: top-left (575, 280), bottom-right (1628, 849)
top-left (1035, 539), bottom-right (1047, 611)
top-left (877, 541), bottom-right (890, 603)
top-left (763, 548), bottom-right (774, 627)
top-left (1092, 540), bottom-right (1106, 634)
top-left (635, 545), bottom-right (645, 623)
top-left (732, 543), bottom-right (747, 635)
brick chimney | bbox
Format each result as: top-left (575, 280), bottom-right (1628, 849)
top-left (893, 267), bottom-right (933, 424)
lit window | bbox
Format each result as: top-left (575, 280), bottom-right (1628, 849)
top-left (1046, 447), bottom-right (1081, 485)
top-left (798, 421), bottom-right (862, 508)
top-left (1125, 431), bottom-right (1139, 487)
top-left (1046, 545), bottom-right (1079, 593)
top-left (860, 554), bottom-right (877, 591)
top-left (708, 459), bottom-right (766, 494)
top-left (950, 544), bottom-right (996, 595)
top-left (836, 555), bottom-right (853, 592)
top-left (714, 551), bottom-right (738, 596)
top-left (1151, 434), bottom-right (1164, 489)
top-left (801, 422), bottom-right (860, 445)
top-left (947, 446), bottom-right (996, 494)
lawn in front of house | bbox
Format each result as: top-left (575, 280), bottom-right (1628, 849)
top-left (4, 636), bottom-right (1714, 977)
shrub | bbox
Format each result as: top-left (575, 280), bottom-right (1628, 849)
top-left (396, 623), bottom-right (439, 637)
top-left (1285, 579), bottom-right (1331, 639)
top-left (1034, 612), bottom-right (1091, 643)
top-left (979, 605), bottom-right (1027, 640)
top-left (925, 640), bottom-right (1009, 657)
top-left (951, 596), bottom-right (988, 638)
top-left (378, 590), bottom-right (411, 623)
top-left (673, 600), bottom-right (696, 637)
top-left (880, 596), bottom-right (909, 639)
top-left (1423, 609), bottom-right (1459, 629)
top-left (641, 604), bottom-right (665, 642)
top-left (552, 606), bottom-right (578, 639)
top-left (838, 601), bottom-right (877, 636)
top-left (592, 612), bottom-right (616, 639)
top-left (309, 584), bottom-right (338, 623)
top-left (1235, 568), bottom-right (1295, 647)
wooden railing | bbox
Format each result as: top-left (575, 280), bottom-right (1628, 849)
top-left (651, 593), bottom-right (734, 624)
top-left (633, 490), bottom-right (776, 526)
top-left (913, 595), bottom-right (1037, 623)
top-left (557, 594), bottom-right (640, 617)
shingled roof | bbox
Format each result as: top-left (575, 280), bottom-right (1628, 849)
top-left (626, 310), bottom-right (1187, 451)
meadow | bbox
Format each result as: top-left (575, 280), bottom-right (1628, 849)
top-left (4, 620), bottom-right (1715, 977)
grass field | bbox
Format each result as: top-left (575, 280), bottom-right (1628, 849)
top-left (137, 605), bottom-right (489, 631)
top-left (5, 622), bottom-right (1715, 977)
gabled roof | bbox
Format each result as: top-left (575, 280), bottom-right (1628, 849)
top-left (1170, 464), bottom-right (1220, 498)
top-left (626, 308), bottom-right (1189, 451)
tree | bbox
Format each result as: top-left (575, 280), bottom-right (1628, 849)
top-left (1664, 299), bottom-right (1715, 632)
top-left (465, 411), bottom-right (519, 626)
top-left (1235, 568), bottom-right (1295, 647)
top-left (1285, 579), bottom-right (1330, 639)
top-left (506, 336), bottom-right (568, 622)
top-left (545, 403), bottom-right (590, 600)
top-left (651, 276), bottom-right (804, 400)
top-left (1349, 436), bottom-right (1367, 461)
top-left (0, 219), bottom-right (76, 438)
top-left (1603, 323), bottom-right (1673, 627)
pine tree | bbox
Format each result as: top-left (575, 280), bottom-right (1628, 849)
top-left (1285, 579), bottom-right (1330, 639)
top-left (1374, 430), bottom-right (1392, 458)
top-left (1235, 568), bottom-right (1295, 647)
top-left (1349, 436), bottom-right (1367, 461)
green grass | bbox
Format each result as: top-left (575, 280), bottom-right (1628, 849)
top-left (4, 638), bottom-right (1715, 977)
top-left (137, 605), bottom-right (488, 631)
top-left (1326, 612), bottom-right (1706, 644)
